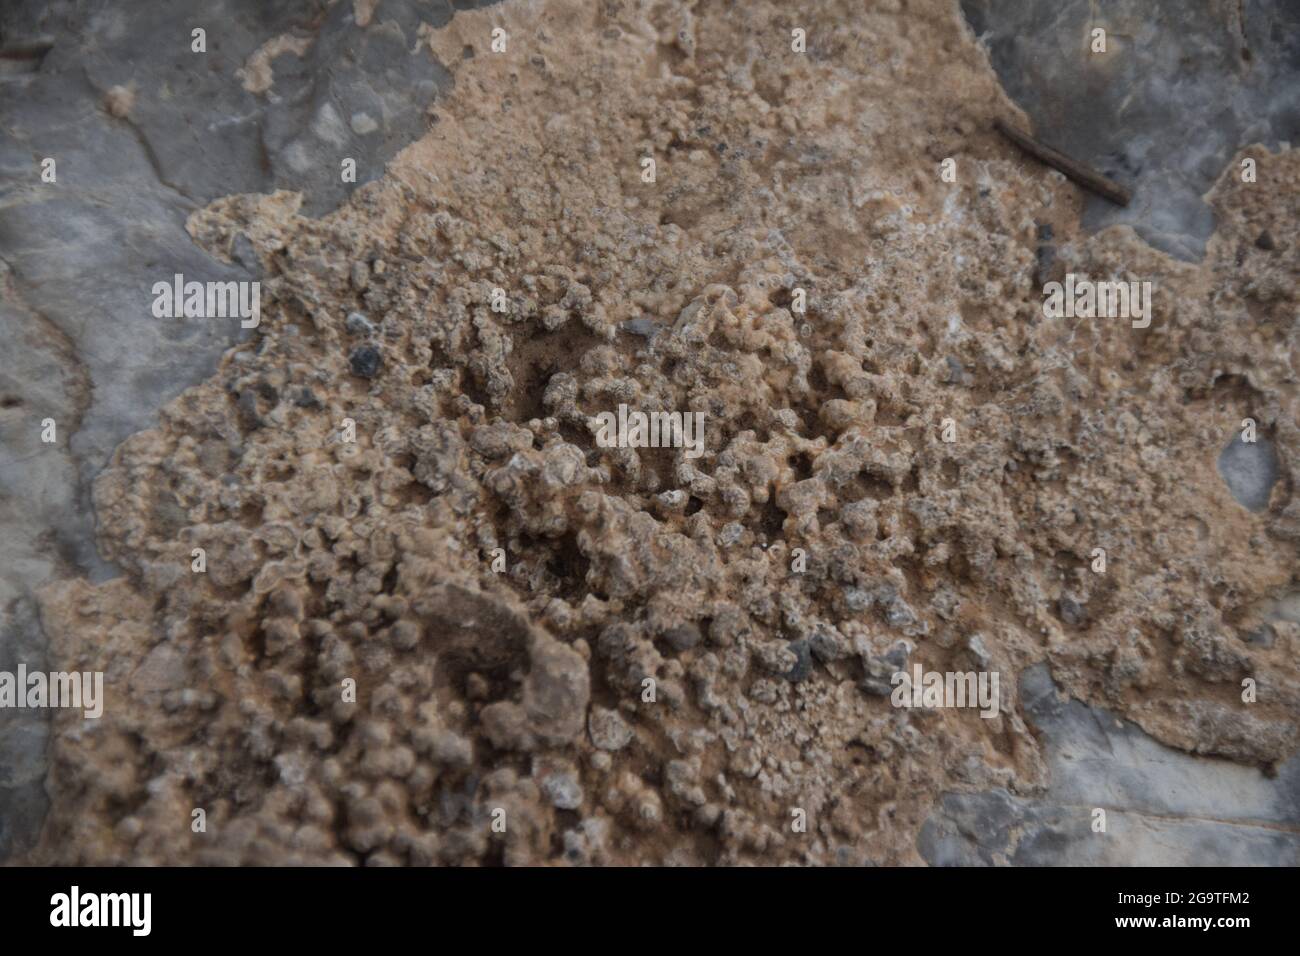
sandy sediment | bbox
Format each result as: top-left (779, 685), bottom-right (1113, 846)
top-left (22, 0), bottom-right (1298, 865)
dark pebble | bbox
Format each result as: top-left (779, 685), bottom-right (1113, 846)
top-left (1058, 595), bottom-right (1087, 627)
top-left (663, 623), bottom-right (702, 653)
top-left (784, 639), bottom-right (814, 683)
top-left (1243, 625), bottom-right (1274, 648)
top-left (236, 389), bottom-right (262, 429)
top-left (859, 675), bottom-right (893, 696)
top-left (1035, 243), bottom-right (1056, 286)
top-left (349, 345), bottom-right (382, 379)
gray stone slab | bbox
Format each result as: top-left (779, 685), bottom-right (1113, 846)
top-left (919, 665), bottom-right (1300, 865)
top-left (962, 0), bottom-right (1300, 261)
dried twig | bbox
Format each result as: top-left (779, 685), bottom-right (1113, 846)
top-left (994, 118), bottom-right (1131, 207)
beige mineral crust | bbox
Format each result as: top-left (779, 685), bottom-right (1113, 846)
top-left (22, 0), bottom-right (1299, 866)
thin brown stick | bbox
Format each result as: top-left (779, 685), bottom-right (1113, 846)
top-left (994, 118), bottom-right (1131, 207)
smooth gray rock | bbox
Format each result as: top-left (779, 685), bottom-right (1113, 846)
top-left (1217, 433), bottom-right (1280, 512)
top-left (962, 0), bottom-right (1300, 261)
top-left (0, 598), bottom-right (50, 859)
top-left (918, 665), bottom-right (1300, 866)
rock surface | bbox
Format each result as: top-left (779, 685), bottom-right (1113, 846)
top-left (0, 0), bottom-right (499, 860)
top-left (2, 0), bottom-right (1296, 866)
top-left (920, 665), bottom-right (1300, 865)
top-left (962, 0), bottom-right (1300, 260)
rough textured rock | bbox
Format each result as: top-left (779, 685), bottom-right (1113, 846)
top-left (0, 0), bottom-right (499, 860)
top-left (2, 0), bottom-right (1297, 866)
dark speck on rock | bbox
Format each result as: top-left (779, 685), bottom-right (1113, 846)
top-left (663, 623), bottom-right (701, 653)
top-left (860, 676), bottom-right (892, 696)
top-left (946, 355), bottom-right (971, 386)
top-left (236, 389), bottom-right (262, 429)
top-left (1255, 230), bottom-right (1275, 251)
top-left (1243, 625), bottom-right (1274, 648)
top-left (231, 232), bottom-right (259, 272)
top-left (1058, 595), bottom-right (1087, 627)
top-left (1035, 242), bottom-right (1057, 286)
top-left (785, 639), bottom-right (813, 682)
top-left (349, 345), bottom-right (382, 379)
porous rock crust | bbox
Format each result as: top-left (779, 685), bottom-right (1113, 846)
top-left (23, 0), bottom-right (1298, 865)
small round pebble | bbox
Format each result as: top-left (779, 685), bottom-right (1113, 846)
top-left (588, 707), bottom-right (634, 751)
top-left (349, 344), bottom-right (382, 378)
top-left (346, 312), bottom-right (375, 336)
